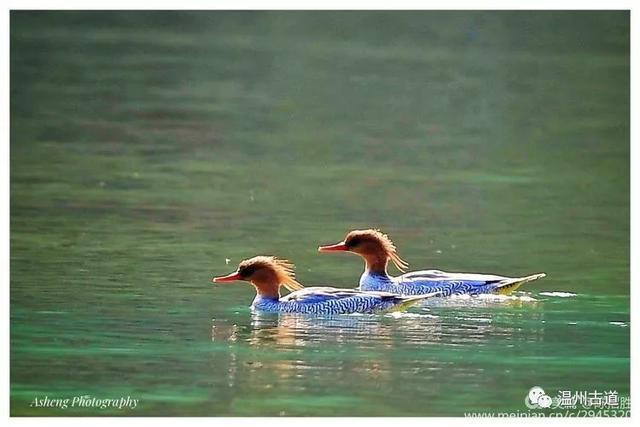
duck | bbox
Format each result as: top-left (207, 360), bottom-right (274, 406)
top-left (318, 229), bottom-right (546, 296)
top-left (212, 255), bottom-right (441, 314)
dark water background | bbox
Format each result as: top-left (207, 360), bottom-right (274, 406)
top-left (10, 11), bottom-right (629, 416)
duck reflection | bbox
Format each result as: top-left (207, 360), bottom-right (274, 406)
top-left (208, 296), bottom-right (546, 396)
top-left (244, 293), bottom-right (544, 347)
top-left (211, 297), bottom-right (545, 349)
top-left (247, 311), bottom-right (421, 347)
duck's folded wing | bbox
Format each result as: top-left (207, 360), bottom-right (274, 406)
top-left (281, 287), bottom-right (398, 303)
top-left (400, 269), bottom-right (507, 283)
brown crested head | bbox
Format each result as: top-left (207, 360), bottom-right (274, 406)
top-left (319, 229), bottom-right (409, 272)
top-left (213, 256), bottom-right (304, 296)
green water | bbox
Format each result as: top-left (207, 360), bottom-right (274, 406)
top-left (10, 11), bottom-right (629, 416)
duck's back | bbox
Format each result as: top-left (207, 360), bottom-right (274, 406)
top-left (254, 287), bottom-right (416, 314)
top-left (360, 269), bottom-right (544, 296)
top-left (361, 270), bottom-right (506, 295)
top-left (398, 270), bottom-right (504, 295)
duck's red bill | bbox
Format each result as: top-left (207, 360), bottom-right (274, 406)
top-left (212, 272), bottom-right (242, 283)
top-left (318, 242), bottom-right (348, 252)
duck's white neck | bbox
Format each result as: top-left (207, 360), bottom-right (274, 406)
top-left (362, 255), bottom-right (390, 275)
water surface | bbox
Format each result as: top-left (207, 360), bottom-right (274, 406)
top-left (10, 11), bottom-right (629, 416)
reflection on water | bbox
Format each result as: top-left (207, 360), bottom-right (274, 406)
top-left (213, 294), bottom-right (544, 348)
top-left (201, 293), bottom-right (629, 416)
top-left (209, 296), bottom-right (548, 410)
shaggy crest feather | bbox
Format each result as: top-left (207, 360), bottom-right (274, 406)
top-left (346, 229), bottom-right (410, 272)
top-left (239, 256), bottom-right (304, 292)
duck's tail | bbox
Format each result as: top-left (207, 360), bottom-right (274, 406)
top-left (388, 291), bottom-right (443, 312)
top-left (494, 273), bottom-right (546, 295)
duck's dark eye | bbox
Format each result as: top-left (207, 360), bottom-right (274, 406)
top-left (346, 237), bottom-right (361, 248)
top-left (238, 265), bottom-right (256, 278)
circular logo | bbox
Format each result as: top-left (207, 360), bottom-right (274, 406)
top-left (538, 395), bottom-right (553, 408)
top-left (525, 386), bottom-right (551, 409)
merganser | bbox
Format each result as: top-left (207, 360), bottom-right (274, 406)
top-left (212, 255), bottom-right (440, 314)
top-left (318, 229), bottom-right (546, 296)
